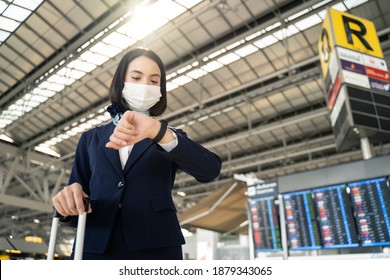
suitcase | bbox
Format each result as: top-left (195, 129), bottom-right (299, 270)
top-left (47, 198), bottom-right (90, 260)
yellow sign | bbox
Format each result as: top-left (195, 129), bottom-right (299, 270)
top-left (318, 10), bottom-right (334, 78)
top-left (318, 8), bottom-right (383, 78)
top-left (330, 8), bottom-right (383, 58)
top-left (0, 255), bottom-right (10, 260)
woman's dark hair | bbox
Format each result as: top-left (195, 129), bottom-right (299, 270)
top-left (109, 48), bottom-right (167, 116)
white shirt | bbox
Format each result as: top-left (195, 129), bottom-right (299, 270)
top-left (119, 129), bottom-right (178, 169)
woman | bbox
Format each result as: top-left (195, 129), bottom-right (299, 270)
top-left (52, 48), bottom-right (222, 260)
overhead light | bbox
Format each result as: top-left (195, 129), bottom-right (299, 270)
top-left (177, 191), bottom-right (186, 197)
top-left (217, 53), bottom-right (240, 65)
top-left (35, 144), bottom-right (61, 157)
top-left (0, 134), bottom-right (14, 143)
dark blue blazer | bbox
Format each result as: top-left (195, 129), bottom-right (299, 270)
top-left (64, 122), bottom-right (221, 254)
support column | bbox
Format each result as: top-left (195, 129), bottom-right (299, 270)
top-left (360, 137), bottom-right (373, 160)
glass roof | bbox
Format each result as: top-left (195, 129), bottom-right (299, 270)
top-left (0, 0), bottom-right (370, 157)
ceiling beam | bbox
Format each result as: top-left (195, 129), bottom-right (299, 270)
top-left (0, 193), bottom-right (51, 213)
top-left (0, 0), bottom-right (143, 109)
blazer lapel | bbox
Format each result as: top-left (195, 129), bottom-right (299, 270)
top-left (98, 122), bottom-right (123, 177)
top-left (123, 138), bottom-right (153, 174)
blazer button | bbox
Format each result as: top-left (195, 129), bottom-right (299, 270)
top-left (117, 181), bottom-right (124, 189)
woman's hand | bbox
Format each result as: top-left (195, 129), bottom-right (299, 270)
top-left (52, 182), bottom-right (91, 217)
top-left (105, 111), bottom-right (161, 149)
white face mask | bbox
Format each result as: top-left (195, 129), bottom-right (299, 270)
top-left (122, 82), bottom-right (162, 112)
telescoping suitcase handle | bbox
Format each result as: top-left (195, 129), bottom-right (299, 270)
top-left (47, 197), bottom-right (90, 260)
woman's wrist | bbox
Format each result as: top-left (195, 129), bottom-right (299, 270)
top-left (151, 119), bottom-right (168, 143)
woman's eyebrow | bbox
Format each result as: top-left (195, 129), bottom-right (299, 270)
top-left (130, 70), bottom-right (160, 78)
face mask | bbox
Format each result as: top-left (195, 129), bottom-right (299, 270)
top-left (122, 82), bottom-right (162, 112)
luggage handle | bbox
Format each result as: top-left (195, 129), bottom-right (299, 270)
top-left (47, 197), bottom-right (90, 260)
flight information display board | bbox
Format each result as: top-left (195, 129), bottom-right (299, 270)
top-left (283, 191), bottom-right (322, 250)
top-left (312, 184), bottom-right (359, 248)
top-left (349, 177), bottom-right (390, 246)
top-left (248, 197), bottom-right (282, 252)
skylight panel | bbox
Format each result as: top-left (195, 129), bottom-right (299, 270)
top-left (79, 123), bottom-right (93, 130)
top-left (294, 14), bottom-right (322, 31)
top-left (103, 32), bottom-right (136, 49)
top-left (245, 30), bottom-right (265, 42)
top-left (273, 25), bottom-right (299, 40)
top-left (253, 35), bottom-right (278, 49)
top-left (317, 10), bottom-right (326, 20)
top-left (59, 134), bottom-right (70, 141)
top-left (90, 42), bottom-right (123, 58)
top-left (120, 11), bottom-right (168, 40)
top-left (286, 8), bottom-right (309, 22)
top-left (34, 89), bottom-right (56, 97)
top-left (23, 100), bottom-right (40, 109)
top-left (177, 65), bottom-right (192, 74)
top-left (8, 110), bottom-right (23, 117)
top-left (28, 95), bottom-right (48, 103)
top-left (0, 120), bottom-right (12, 129)
top-left (265, 22), bottom-right (281, 32)
top-left (66, 130), bottom-right (78, 137)
top-left (69, 126), bottom-right (84, 134)
top-left (13, 0), bottom-right (43, 11)
top-left (151, 0), bottom-right (186, 20)
top-left (208, 49), bottom-right (226, 59)
top-left (227, 40), bottom-right (244, 51)
top-left (3, 4), bottom-right (30, 22)
top-left (42, 109), bottom-right (111, 147)
top-left (0, 0), bottom-right (42, 45)
top-left (312, 0), bottom-right (333, 9)
top-left (35, 145), bottom-right (60, 157)
top-left (172, 75), bottom-right (192, 86)
top-left (80, 51), bottom-right (110, 66)
top-left (0, 134), bottom-right (14, 143)
top-left (202, 61), bottom-right (223, 72)
top-left (0, 16), bottom-right (19, 32)
top-left (332, 2), bottom-right (347, 11)
top-left (2, 114), bottom-right (16, 121)
top-left (166, 72), bottom-right (177, 80)
top-left (0, 112), bottom-right (14, 122)
top-left (8, 104), bottom-right (25, 111)
top-left (67, 59), bottom-right (97, 73)
top-left (44, 140), bottom-right (56, 146)
top-left (47, 74), bottom-right (75, 86)
top-left (186, 68), bottom-right (207, 79)
top-left (3, 112), bottom-right (16, 120)
top-left (167, 82), bottom-right (179, 91)
top-left (175, 0), bottom-right (202, 9)
top-left (218, 53), bottom-right (240, 65)
top-left (0, 30), bottom-right (10, 42)
top-left (87, 119), bottom-right (102, 126)
top-left (235, 44), bottom-right (258, 57)
top-left (344, 0), bottom-right (369, 9)
top-left (0, 3), bottom-right (6, 13)
top-left (39, 81), bottom-right (65, 92)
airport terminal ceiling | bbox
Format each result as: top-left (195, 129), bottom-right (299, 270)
top-left (0, 0), bottom-right (390, 243)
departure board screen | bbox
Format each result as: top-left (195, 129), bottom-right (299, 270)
top-left (312, 184), bottom-right (359, 248)
top-left (349, 177), bottom-right (390, 246)
top-left (283, 191), bottom-right (322, 250)
top-left (248, 197), bottom-right (282, 252)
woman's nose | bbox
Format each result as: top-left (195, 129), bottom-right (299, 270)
top-left (140, 77), bottom-right (152, 85)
